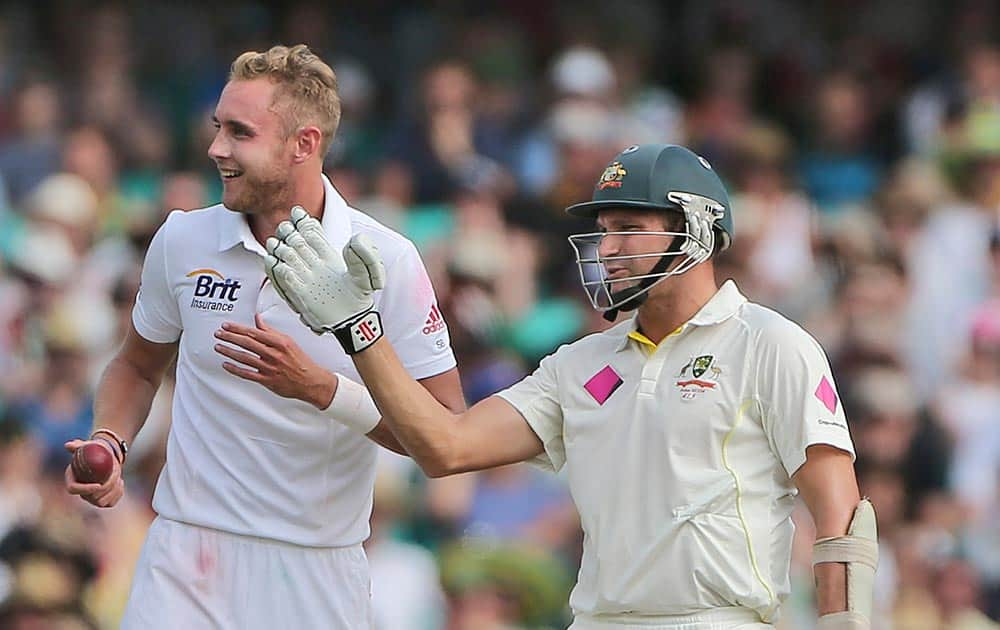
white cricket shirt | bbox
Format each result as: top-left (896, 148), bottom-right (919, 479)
top-left (496, 281), bottom-right (855, 624)
top-left (132, 175), bottom-right (455, 547)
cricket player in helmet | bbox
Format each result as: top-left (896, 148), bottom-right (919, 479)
top-left (567, 144), bottom-right (734, 319)
top-left (259, 143), bottom-right (877, 629)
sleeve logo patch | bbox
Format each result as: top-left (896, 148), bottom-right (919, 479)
top-left (815, 375), bottom-right (838, 414)
top-left (422, 304), bottom-right (446, 334)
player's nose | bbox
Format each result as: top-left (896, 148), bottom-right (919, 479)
top-left (597, 233), bottom-right (623, 258)
top-left (207, 134), bottom-right (230, 161)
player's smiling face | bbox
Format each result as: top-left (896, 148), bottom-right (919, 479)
top-left (208, 78), bottom-right (295, 215)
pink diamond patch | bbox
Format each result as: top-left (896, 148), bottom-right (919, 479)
top-left (815, 376), bottom-right (838, 414)
top-left (584, 365), bottom-right (623, 405)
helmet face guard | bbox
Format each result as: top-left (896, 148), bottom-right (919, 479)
top-left (568, 191), bottom-right (727, 313)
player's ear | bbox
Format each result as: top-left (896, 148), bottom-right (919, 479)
top-left (292, 126), bottom-right (323, 163)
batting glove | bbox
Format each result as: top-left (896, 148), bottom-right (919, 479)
top-left (265, 206), bottom-right (387, 353)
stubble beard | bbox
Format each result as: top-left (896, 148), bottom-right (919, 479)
top-left (225, 164), bottom-right (291, 216)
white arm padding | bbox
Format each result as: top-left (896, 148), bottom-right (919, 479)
top-left (814, 498), bottom-right (878, 629)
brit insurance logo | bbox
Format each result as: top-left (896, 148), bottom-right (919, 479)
top-left (187, 268), bottom-right (242, 313)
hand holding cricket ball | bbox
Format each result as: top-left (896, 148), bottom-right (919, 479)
top-left (65, 435), bottom-right (126, 508)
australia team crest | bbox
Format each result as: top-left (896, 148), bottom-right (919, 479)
top-left (675, 354), bottom-right (722, 401)
top-left (597, 162), bottom-right (627, 189)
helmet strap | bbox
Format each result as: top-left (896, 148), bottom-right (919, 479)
top-left (602, 231), bottom-right (686, 322)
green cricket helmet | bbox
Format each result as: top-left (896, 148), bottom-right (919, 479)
top-left (566, 144), bottom-right (734, 318)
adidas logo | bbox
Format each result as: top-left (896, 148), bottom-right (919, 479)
top-left (422, 304), bottom-right (446, 334)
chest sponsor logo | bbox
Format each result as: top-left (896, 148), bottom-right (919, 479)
top-left (675, 354), bottom-right (722, 401)
top-left (187, 268), bottom-right (242, 312)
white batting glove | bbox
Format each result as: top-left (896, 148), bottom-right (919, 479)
top-left (264, 206), bottom-right (387, 353)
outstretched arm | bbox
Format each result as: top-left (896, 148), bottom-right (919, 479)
top-left (370, 366), bottom-right (466, 453)
top-left (260, 207), bottom-right (545, 475)
top-left (215, 315), bottom-right (542, 473)
top-left (349, 336), bottom-right (544, 476)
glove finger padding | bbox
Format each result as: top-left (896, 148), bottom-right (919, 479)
top-left (264, 254), bottom-right (296, 309)
top-left (265, 242), bottom-right (312, 318)
top-left (290, 205), bottom-right (318, 234)
top-left (261, 210), bottom-right (386, 342)
top-left (293, 210), bottom-right (341, 266)
top-left (344, 234), bottom-right (386, 290)
top-left (275, 220), bottom-right (297, 241)
top-left (270, 240), bottom-right (309, 275)
top-left (277, 220), bottom-right (326, 270)
top-left (267, 257), bottom-right (312, 319)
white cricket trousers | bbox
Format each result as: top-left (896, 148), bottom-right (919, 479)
top-left (569, 607), bottom-right (774, 630)
top-left (121, 516), bottom-right (373, 630)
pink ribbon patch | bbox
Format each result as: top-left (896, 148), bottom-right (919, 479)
top-left (584, 365), bottom-right (623, 405)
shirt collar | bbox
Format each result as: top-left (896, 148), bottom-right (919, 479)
top-left (217, 174), bottom-right (353, 255)
top-left (687, 279), bottom-right (746, 326)
top-left (613, 280), bottom-right (747, 352)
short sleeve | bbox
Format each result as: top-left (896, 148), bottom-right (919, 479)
top-left (756, 322), bottom-right (856, 478)
top-left (376, 238), bottom-right (456, 379)
top-left (494, 352), bottom-right (566, 472)
top-left (132, 212), bottom-right (182, 343)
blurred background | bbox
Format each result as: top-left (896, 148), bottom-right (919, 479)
top-left (0, 1), bottom-right (999, 628)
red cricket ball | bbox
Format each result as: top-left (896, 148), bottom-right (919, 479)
top-left (72, 442), bottom-right (115, 484)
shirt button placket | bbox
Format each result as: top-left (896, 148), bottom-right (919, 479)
top-left (639, 339), bottom-right (676, 397)
top-left (639, 358), bottom-right (663, 397)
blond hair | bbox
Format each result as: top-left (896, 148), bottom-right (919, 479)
top-left (230, 44), bottom-right (340, 155)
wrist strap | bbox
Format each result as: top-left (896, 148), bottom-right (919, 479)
top-left (332, 310), bottom-right (383, 355)
top-left (817, 611), bottom-right (869, 629)
top-left (90, 428), bottom-right (128, 465)
top-left (324, 373), bottom-right (382, 434)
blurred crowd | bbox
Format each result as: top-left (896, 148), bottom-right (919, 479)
top-left (1, 1), bottom-right (1000, 628)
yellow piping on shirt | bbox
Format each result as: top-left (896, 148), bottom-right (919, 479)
top-left (722, 399), bottom-right (777, 617)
